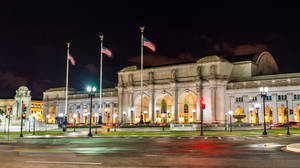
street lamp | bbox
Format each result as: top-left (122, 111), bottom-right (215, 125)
top-left (114, 113), bottom-right (118, 132)
top-left (228, 110), bottom-right (233, 132)
top-left (259, 87), bottom-right (268, 135)
top-left (144, 110), bottom-right (147, 123)
top-left (130, 108), bottom-right (134, 125)
top-left (73, 113), bottom-right (77, 132)
top-left (87, 85), bottom-right (96, 137)
top-left (155, 107), bottom-right (160, 124)
top-left (32, 113), bottom-right (36, 135)
top-left (122, 111), bottom-right (126, 124)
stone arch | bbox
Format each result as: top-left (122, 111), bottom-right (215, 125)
top-left (265, 106), bottom-right (272, 123)
top-left (179, 92), bottom-right (197, 123)
top-left (134, 94), bottom-right (150, 123)
top-left (293, 106), bottom-right (300, 122)
top-left (155, 94), bottom-right (173, 123)
top-left (255, 51), bottom-right (279, 75)
top-left (48, 106), bottom-right (56, 124)
top-left (69, 113), bottom-right (73, 124)
top-left (249, 107), bottom-right (259, 124)
top-left (278, 106), bottom-right (287, 123)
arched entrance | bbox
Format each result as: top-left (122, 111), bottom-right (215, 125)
top-left (278, 106), bottom-right (287, 123)
top-left (293, 106), bottom-right (300, 122)
top-left (265, 106), bottom-right (272, 123)
top-left (179, 92), bottom-right (197, 124)
top-left (48, 106), bottom-right (56, 124)
top-left (69, 113), bottom-right (73, 124)
top-left (155, 94), bottom-right (173, 124)
top-left (249, 108), bottom-right (258, 123)
top-left (134, 95), bottom-right (150, 123)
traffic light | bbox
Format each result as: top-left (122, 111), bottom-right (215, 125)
top-left (23, 104), bottom-right (27, 112)
top-left (22, 112), bottom-right (26, 119)
top-left (200, 97), bottom-right (206, 109)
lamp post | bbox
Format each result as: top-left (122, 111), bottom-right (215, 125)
top-left (73, 113), bottom-right (77, 132)
top-left (144, 111), bottom-right (147, 123)
top-left (87, 85), bottom-right (96, 137)
top-left (122, 111), bottom-right (126, 125)
top-left (94, 113), bottom-right (98, 134)
top-left (114, 114), bottom-right (118, 132)
top-left (228, 110), bottom-right (233, 132)
top-left (130, 108), bottom-right (134, 125)
top-left (286, 99), bottom-right (290, 135)
top-left (259, 87), bottom-right (268, 135)
top-left (155, 107), bottom-right (159, 124)
top-left (32, 113), bottom-right (36, 135)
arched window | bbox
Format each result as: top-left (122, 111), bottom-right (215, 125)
top-left (184, 98), bottom-right (189, 113)
top-left (161, 99), bottom-right (167, 113)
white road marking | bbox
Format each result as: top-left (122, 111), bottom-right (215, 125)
top-left (26, 161), bottom-right (102, 165)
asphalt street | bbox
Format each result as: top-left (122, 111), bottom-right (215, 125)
top-left (0, 135), bottom-right (299, 168)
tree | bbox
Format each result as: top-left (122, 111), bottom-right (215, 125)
top-left (0, 109), bottom-right (5, 124)
top-left (161, 99), bottom-right (167, 113)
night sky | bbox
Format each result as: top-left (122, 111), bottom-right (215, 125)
top-left (3, 1), bottom-right (300, 99)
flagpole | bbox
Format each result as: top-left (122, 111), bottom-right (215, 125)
top-left (65, 42), bottom-right (70, 116)
top-left (140, 26), bottom-right (144, 124)
top-left (63, 42), bottom-right (70, 132)
top-left (99, 35), bottom-right (104, 125)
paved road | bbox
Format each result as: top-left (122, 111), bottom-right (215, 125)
top-left (0, 135), bottom-right (299, 168)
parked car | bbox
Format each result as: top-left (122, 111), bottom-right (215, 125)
top-left (270, 123), bottom-right (286, 128)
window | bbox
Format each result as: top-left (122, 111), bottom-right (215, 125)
top-left (278, 95), bottom-right (287, 101)
top-left (161, 99), bottom-right (167, 113)
top-left (294, 94), bottom-right (300, 100)
top-left (184, 98), bottom-right (189, 113)
top-left (76, 105), bottom-right (80, 109)
top-left (114, 103), bottom-right (118, 108)
top-left (265, 96), bottom-right (272, 101)
top-left (249, 96), bottom-right (257, 102)
top-left (236, 97), bottom-right (243, 102)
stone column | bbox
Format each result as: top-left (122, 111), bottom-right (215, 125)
top-left (118, 87), bottom-right (123, 124)
top-left (271, 93), bottom-right (278, 123)
top-left (196, 82), bottom-right (202, 121)
top-left (287, 93), bottom-right (293, 122)
top-left (210, 81), bottom-right (217, 123)
top-left (243, 95), bottom-right (249, 123)
top-left (257, 94), bottom-right (263, 124)
top-left (171, 83), bottom-right (178, 122)
top-left (150, 86), bottom-right (155, 123)
top-left (110, 102), bottom-right (114, 123)
top-left (128, 91), bottom-right (134, 124)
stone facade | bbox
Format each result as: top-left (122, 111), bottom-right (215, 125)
top-left (42, 51), bottom-right (300, 124)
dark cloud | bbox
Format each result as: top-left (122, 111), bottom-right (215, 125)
top-left (232, 44), bottom-right (268, 55)
top-left (84, 64), bottom-right (98, 73)
top-left (128, 53), bottom-right (197, 67)
top-left (0, 71), bottom-right (28, 88)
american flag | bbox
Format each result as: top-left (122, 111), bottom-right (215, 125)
top-left (102, 46), bottom-right (112, 57)
top-left (67, 54), bottom-right (76, 66)
top-left (144, 37), bottom-right (156, 52)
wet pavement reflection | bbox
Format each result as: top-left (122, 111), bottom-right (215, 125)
top-left (0, 135), bottom-right (300, 167)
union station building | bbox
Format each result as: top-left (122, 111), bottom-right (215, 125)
top-left (43, 51), bottom-right (300, 125)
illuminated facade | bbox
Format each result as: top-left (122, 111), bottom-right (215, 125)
top-left (43, 51), bottom-right (300, 124)
top-left (30, 100), bottom-right (43, 122)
